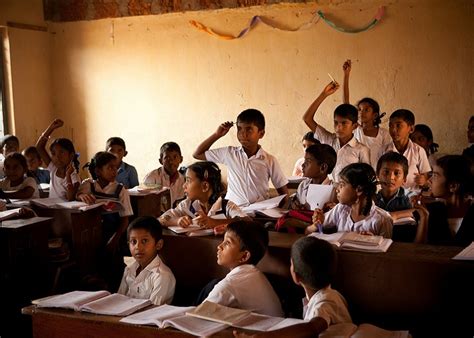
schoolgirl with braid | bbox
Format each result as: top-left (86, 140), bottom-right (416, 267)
top-left (306, 163), bottom-right (393, 238)
top-left (159, 161), bottom-right (248, 235)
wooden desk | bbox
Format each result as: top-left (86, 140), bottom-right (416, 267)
top-left (1, 217), bottom-right (52, 338)
top-left (22, 306), bottom-right (234, 338)
top-left (129, 189), bottom-right (171, 219)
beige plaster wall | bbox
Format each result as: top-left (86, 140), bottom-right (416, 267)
top-left (43, 0), bottom-right (473, 180)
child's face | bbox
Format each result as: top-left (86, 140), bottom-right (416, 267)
top-left (217, 230), bottom-right (247, 269)
top-left (468, 119), bottom-right (474, 143)
top-left (302, 139), bottom-right (316, 150)
top-left (377, 162), bottom-right (406, 197)
top-left (96, 160), bottom-right (119, 183)
top-left (358, 102), bottom-right (376, 125)
top-left (183, 168), bottom-right (206, 200)
top-left (25, 154), bottom-right (41, 171)
top-left (50, 144), bottom-right (74, 168)
top-left (236, 122), bottom-right (264, 149)
top-left (4, 158), bottom-right (26, 183)
top-left (160, 150), bottom-right (182, 176)
top-left (333, 116), bottom-right (356, 140)
top-left (3, 140), bottom-right (19, 156)
top-left (302, 153), bottom-right (325, 181)
top-left (107, 145), bottom-right (126, 163)
top-left (334, 178), bottom-right (358, 205)
top-left (389, 118), bottom-right (414, 143)
top-left (430, 164), bottom-right (448, 197)
top-left (128, 228), bottom-right (162, 269)
top-left (410, 131), bottom-right (431, 152)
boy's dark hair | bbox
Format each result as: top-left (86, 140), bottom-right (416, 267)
top-left (469, 116), bottom-right (474, 124)
top-left (84, 151), bottom-right (117, 180)
top-left (305, 144), bottom-right (337, 174)
top-left (302, 132), bottom-right (319, 144)
top-left (49, 138), bottom-right (80, 172)
top-left (160, 142), bottom-right (182, 159)
top-left (376, 151), bottom-right (409, 178)
top-left (4, 152), bottom-right (28, 171)
top-left (106, 137), bottom-right (126, 150)
top-left (226, 220), bottom-right (269, 266)
top-left (291, 236), bottom-right (337, 289)
top-left (436, 155), bottom-right (472, 196)
top-left (334, 104), bottom-right (358, 124)
top-left (357, 97), bottom-right (385, 127)
top-left (390, 109), bottom-right (415, 126)
top-left (127, 216), bottom-right (163, 242)
top-left (188, 161), bottom-right (224, 205)
top-left (1, 134), bottom-right (19, 148)
top-left (237, 109), bottom-right (265, 131)
top-left (413, 124), bottom-right (439, 155)
top-left (22, 146), bottom-right (41, 159)
top-left (339, 163), bottom-right (378, 216)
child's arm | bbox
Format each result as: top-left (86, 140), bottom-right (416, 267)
top-left (342, 59), bottom-right (351, 104)
top-left (35, 119), bottom-right (64, 167)
top-left (76, 180), bottom-right (96, 204)
top-left (413, 204), bottom-right (429, 244)
top-left (233, 316), bottom-right (328, 338)
top-left (193, 121), bottom-right (234, 160)
top-left (302, 82), bottom-right (340, 132)
top-left (4, 186), bottom-right (35, 199)
top-left (305, 208), bottom-right (325, 234)
top-left (65, 163), bottom-right (79, 201)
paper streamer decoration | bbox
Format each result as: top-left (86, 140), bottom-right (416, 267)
top-left (190, 6), bottom-right (385, 40)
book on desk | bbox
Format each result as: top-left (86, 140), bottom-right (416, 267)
top-left (30, 197), bottom-right (123, 212)
top-left (310, 232), bottom-right (393, 253)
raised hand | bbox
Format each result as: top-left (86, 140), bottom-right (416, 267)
top-left (215, 121), bottom-right (234, 138)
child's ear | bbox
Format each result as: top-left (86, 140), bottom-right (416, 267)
top-left (201, 181), bottom-right (210, 192)
top-left (351, 122), bottom-right (359, 131)
top-left (258, 129), bottom-right (265, 139)
top-left (408, 125), bottom-right (415, 134)
top-left (124, 150), bottom-right (128, 157)
top-left (155, 239), bottom-right (164, 251)
top-left (320, 163), bottom-right (328, 174)
top-left (355, 185), bottom-right (364, 196)
top-left (239, 250), bottom-right (251, 264)
top-left (159, 157), bottom-right (163, 165)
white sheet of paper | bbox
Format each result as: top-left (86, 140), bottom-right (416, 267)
top-left (306, 184), bottom-right (334, 210)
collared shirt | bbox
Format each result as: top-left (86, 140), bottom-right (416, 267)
top-left (323, 203), bottom-right (393, 238)
top-left (47, 162), bottom-right (81, 200)
top-left (118, 255), bottom-right (176, 306)
top-left (0, 176), bottom-right (39, 199)
top-left (303, 286), bottom-right (352, 326)
top-left (159, 197), bottom-right (247, 226)
top-left (375, 188), bottom-right (412, 212)
top-left (313, 126), bottom-right (370, 182)
top-left (295, 177), bottom-right (333, 208)
top-left (354, 126), bottom-right (392, 170)
top-left (116, 161), bottom-right (139, 189)
top-left (205, 264), bottom-right (283, 317)
top-left (382, 140), bottom-right (431, 189)
top-left (143, 167), bottom-right (185, 206)
top-left (205, 146), bottom-right (288, 206)
top-left (78, 178), bottom-right (133, 217)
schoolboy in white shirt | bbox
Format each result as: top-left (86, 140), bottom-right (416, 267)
top-left (118, 216), bottom-right (175, 305)
top-left (203, 220), bottom-right (283, 317)
top-left (303, 82), bottom-right (370, 182)
top-left (193, 109), bottom-right (288, 207)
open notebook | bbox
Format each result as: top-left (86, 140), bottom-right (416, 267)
top-left (320, 322), bottom-right (410, 338)
top-left (310, 232), bottom-right (393, 253)
top-left (31, 198), bottom-right (122, 212)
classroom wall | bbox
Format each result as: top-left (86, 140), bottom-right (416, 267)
top-left (7, 0), bottom-right (474, 181)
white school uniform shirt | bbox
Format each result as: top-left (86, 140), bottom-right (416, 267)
top-left (323, 203), bottom-right (393, 238)
top-left (295, 177), bottom-right (333, 206)
top-left (354, 126), bottom-right (392, 170)
top-left (205, 264), bottom-right (284, 317)
top-left (382, 139), bottom-right (431, 189)
top-left (303, 286), bottom-right (352, 326)
top-left (0, 154), bottom-right (4, 178)
top-left (0, 176), bottom-right (39, 199)
top-left (47, 162), bottom-right (81, 200)
top-left (313, 126), bottom-right (370, 182)
top-left (205, 146), bottom-right (288, 206)
top-left (292, 157), bottom-right (305, 176)
top-left (158, 197), bottom-right (247, 226)
top-left (143, 167), bottom-right (185, 206)
top-left (118, 255), bottom-right (176, 306)
top-left (77, 178), bottom-right (133, 217)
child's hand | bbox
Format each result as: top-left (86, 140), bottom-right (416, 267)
top-left (65, 162), bottom-right (75, 176)
top-left (343, 59), bottom-right (352, 76)
top-left (214, 224), bottom-right (227, 235)
top-left (305, 224), bottom-right (318, 235)
top-left (312, 208), bottom-right (324, 225)
top-left (215, 121), bottom-right (234, 138)
top-left (414, 173), bottom-right (428, 187)
top-left (322, 81), bottom-right (339, 97)
top-left (78, 193), bottom-right (96, 205)
top-left (322, 201), bottom-right (337, 212)
top-left (178, 216), bottom-right (193, 227)
top-left (19, 207), bottom-right (36, 218)
top-left (50, 118), bottom-right (64, 130)
top-left (194, 210), bottom-right (217, 228)
top-left (359, 231), bottom-right (375, 236)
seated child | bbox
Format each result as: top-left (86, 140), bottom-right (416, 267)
top-left (307, 163), bottom-right (393, 238)
top-left (383, 109), bottom-right (431, 190)
top-left (159, 161), bottom-right (248, 235)
top-left (118, 216), bottom-right (176, 305)
top-left (143, 141), bottom-right (185, 206)
top-left (0, 153), bottom-right (39, 199)
top-left (106, 137), bottom-right (139, 189)
top-left (292, 132), bottom-right (319, 177)
top-left (0, 134), bottom-right (20, 178)
top-left (36, 119), bottom-right (80, 201)
top-left (22, 146), bottom-right (50, 184)
top-left (234, 236), bottom-right (351, 337)
top-left (303, 82), bottom-right (370, 182)
top-left (193, 108), bottom-right (288, 206)
top-left (410, 124), bottom-right (439, 161)
top-left (203, 220), bottom-right (284, 317)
